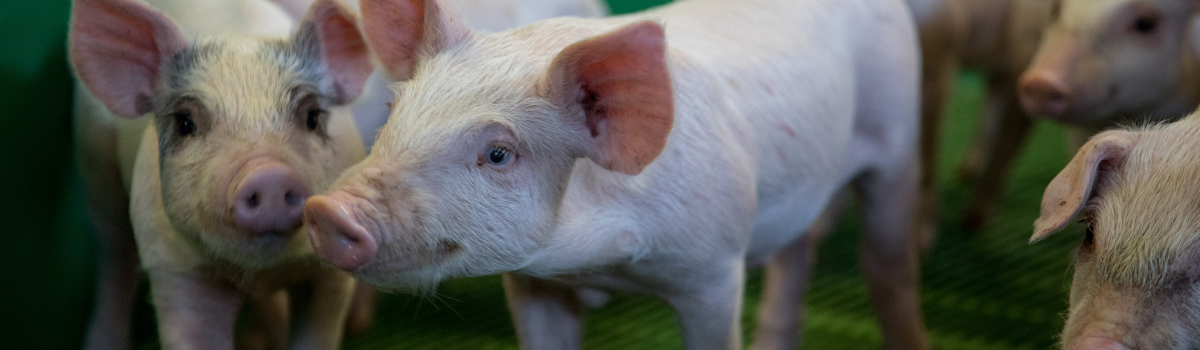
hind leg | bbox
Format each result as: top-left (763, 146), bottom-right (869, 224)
top-left (750, 192), bottom-right (846, 350)
top-left (854, 158), bottom-right (929, 350)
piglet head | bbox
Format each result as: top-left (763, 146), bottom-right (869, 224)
top-left (70, 0), bottom-right (372, 268)
top-left (305, 0), bottom-right (672, 289)
top-left (1018, 0), bottom-right (1200, 126)
top-left (1033, 120), bottom-right (1200, 349)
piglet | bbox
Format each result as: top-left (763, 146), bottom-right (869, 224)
top-left (1032, 113), bottom-right (1200, 349)
top-left (1019, 0), bottom-right (1200, 131)
top-left (264, 0), bottom-right (610, 332)
top-left (70, 0), bottom-right (372, 348)
top-left (304, 0), bottom-right (929, 349)
top-left (915, 0), bottom-right (1055, 235)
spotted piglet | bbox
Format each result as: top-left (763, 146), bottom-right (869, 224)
top-left (1033, 114), bottom-right (1200, 349)
top-left (303, 0), bottom-right (929, 348)
top-left (70, 0), bottom-right (372, 348)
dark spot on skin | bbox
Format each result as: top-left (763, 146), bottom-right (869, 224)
top-left (437, 239), bottom-right (460, 255)
top-left (1061, 201), bottom-right (1068, 206)
top-left (1163, 271), bottom-right (1197, 294)
top-left (486, 226), bottom-right (495, 232)
top-left (385, 103), bottom-right (393, 108)
top-left (780, 124), bottom-right (796, 137)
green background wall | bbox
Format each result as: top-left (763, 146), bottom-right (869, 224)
top-left (0, 1), bottom-right (1086, 349)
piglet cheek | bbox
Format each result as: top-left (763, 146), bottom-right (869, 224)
top-left (305, 194), bottom-right (378, 271)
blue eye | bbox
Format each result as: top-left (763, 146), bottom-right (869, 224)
top-left (486, 146), bottom-right (512, 165)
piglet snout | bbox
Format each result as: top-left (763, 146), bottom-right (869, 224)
top-left (1071, 337), bottom-right (1129, 350)
top-left (305, 195), bottom-right (377, 270)
top-left (1019, 71), bottom-right (1072, 119)
top-left (231, 159), bottom-right (309, 235)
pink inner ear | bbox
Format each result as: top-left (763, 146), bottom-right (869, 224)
top-left (70, 0), bottom-right (186, 118)
top-left (360, 0), bottom-right (426, 80)
top-left (359, 0), bottom-right (469, 81)
top-left (1031, 131), bottom-right (1140, 243)
top-left (552, 20), bottom-right (674, 175)
top-left (310, 0), bottom-right (372, 103)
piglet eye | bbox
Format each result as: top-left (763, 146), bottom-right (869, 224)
top-left (1132, 15), bottom-right (1159, 34)
top-left (306, 108), bottom-right (323, 131)
top-left (175, 111), bottom-right (195, 136)
top-left (486, 146), bottom-right (512, 166)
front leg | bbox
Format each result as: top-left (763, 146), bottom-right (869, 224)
top-left (291, 268), bottom-right (356, 350)
top-left (667, 260), bottom-right (746, 350)
top-left (502, 273), bottom-right (583, 350)
top-left (148, 270), bottom-right (244, 350)
top-left (963, 82), bottom-right (1032, 230)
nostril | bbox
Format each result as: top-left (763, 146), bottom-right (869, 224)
top-left (284, 191), bottom-right (302, 207)
top-left (1045, 89), bottom-right (1064, 101)
top-left (247, 193), bottom-right (260, 208)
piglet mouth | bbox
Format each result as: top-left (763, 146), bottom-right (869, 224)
top-left (1069, 336), bottom-right (1129, 350)
top-left (305, 193), bottom-right (378, 271)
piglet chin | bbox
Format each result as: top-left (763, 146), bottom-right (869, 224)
top-left (304, 194), bottom-right (378, 271)
top-left (1070, 336), bottom-right (1129, 350)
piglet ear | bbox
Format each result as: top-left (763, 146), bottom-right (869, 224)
top-left (69, 0), bottom-right (187, 118)
top-left (1031, 131), bottom-right (1140, 243)
top-left (296, 0), bottom-right (372, 104)
top-left (547, 20), bottom-right (674, 175)
top-left (359, 0), bottom-right (470, 81)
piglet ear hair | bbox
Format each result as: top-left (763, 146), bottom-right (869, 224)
top-left (359, 0), bottom-right (471, 81)
top-left (296, 0), bottom-right (373, 104)
top-left (547, 20), bottom-right (674, 175)
top-left (69, 0), bottom-right (187, 118)
top-left (1031, 130), bottom-right (1140, 243)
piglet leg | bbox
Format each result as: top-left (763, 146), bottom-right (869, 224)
top-left (238, 290), bottom-right (289, 350)
top-left (77, 88), bottom-right (141, 350)
top-left (668, 260), bottom-right (745, 350)
top-left (291, 268), bottom-right (356, 350)
top-left (750, 192), bottom-right (845, 350)
top-left (344, 281), bottom-right (379, 336)
top-left (964, 83), bottom-right (1032, 230)
top-left (916, 17), bottom-right (963, 254)
top-left (854, 160), bottom-right (930, 350)
top-left (503, 273), bottom-right (583, 350)
top-left (81, 194), bottom-right (140, 350)
top-left (148, 271), bottom-right (244, 350)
